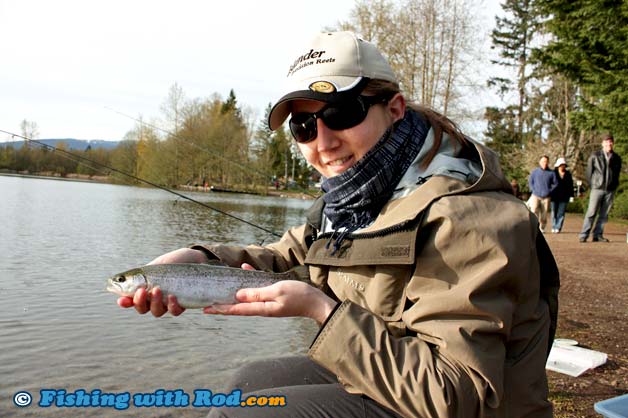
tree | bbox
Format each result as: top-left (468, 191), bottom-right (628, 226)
top-left (270, 126), bottom-right (291, 183)
top-left (160, 83), bottom-right (187, 185)
top-left (487, 0), bottom-right (541, 145)
top-left (534, 0), bottom-right (628, 156)
top-left (113, 117), bottom-right (161, 183)
top-left (527, 74), bottom-right (596, 178)
top-left (335, 0), bottom-right (481, 119)
top-left (170, 92), bottom-right (253, 189)
top-left (484, 105), bottom-right (526, 180)
top-left (251, 104), bottom-right (276, 186)
top-left (251, 104), bottom-right (309, 188)
top-left (160, 83), bottom-right (186, 135)
top-left (0, 146), bottom-right (16, 170)
top-left (221, 89), bottom-right (240, 116)
top-left (20, 119), bottom-right (39, 140)
top-left (110, 140), bottom-right (139, 183)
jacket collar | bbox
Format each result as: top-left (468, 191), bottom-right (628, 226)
top-left (307, 133), bottom-right (512, 234)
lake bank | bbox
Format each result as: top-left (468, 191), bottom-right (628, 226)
top-left (0, 171), bottom-right (320, 200)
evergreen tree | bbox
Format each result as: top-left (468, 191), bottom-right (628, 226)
top-left (484, 0), bottom-right (543, 183)
top-left (487, 0), bottom-right (541, 145)
top-left (221, 89), bottom-right (241, 118)
top-left (535, 0), bottom-right (628, 156)
top-left (251, 104), bottom-right (275, 183)
top-left (269, 126), bottom-right (291, 182)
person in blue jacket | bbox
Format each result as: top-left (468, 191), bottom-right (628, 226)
top-left (528, 155), bottom-right (558, 232)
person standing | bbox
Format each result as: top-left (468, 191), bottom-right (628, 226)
top-left (579, 134), bottom-right (623, 242)
top-left (529, 155), bottom-right (558, 232)
top-left (550, 158), bottom-right (574, 233)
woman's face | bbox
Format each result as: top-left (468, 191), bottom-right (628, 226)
top-left (290, 94), bottom-right (405, 178)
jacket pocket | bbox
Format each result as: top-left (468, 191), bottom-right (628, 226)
top-left (305, 227), bottom-right (419, 321)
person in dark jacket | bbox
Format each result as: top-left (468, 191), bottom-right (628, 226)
top-left (579, 134), bottom-right (623, 242)
top-left (529, 155), bottom-right (558, 232)
top-left (550, 157), bottom-right (574, 233)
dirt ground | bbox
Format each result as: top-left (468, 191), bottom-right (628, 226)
top-left (543, 213), bottom-right (628, 417)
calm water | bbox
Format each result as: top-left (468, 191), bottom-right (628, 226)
top-left (0, 175), bottom-right (319, 417)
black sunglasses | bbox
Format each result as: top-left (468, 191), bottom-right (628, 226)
top-left (288, 95), bottom-right (390, 143)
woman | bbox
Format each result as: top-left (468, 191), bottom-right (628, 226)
top-left (550, 157), bottom-right (574, 233)
top-left (118, 32), bottom-right (559, 418)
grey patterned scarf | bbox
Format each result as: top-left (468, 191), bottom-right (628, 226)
top-left (321, 109), bottom-right (429, 253)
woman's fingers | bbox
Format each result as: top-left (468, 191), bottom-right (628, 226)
top-left (166, 294), bottom-right (185, 316)
top-left (133, 287), bottom-right (150, 314)
top-left (117, 296), bottom-right (134, 308)
top-left (116, 280), bottom-right (185, 316)
top-left (149, 288), bottom-right (167, 317)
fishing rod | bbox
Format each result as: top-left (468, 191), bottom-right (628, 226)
top-left (0, 129), bottom-right (282, 238)
top-left (104, 106), bottom-right (319, 199)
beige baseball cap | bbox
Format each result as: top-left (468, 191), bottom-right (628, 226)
top-left (268, 31), bottom-right (398, 130)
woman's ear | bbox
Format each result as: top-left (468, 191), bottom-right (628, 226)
top-left (387, 93), bottom-right (406, 123)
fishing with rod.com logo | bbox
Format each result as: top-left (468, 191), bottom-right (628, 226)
top-left (12, 388), bottom-right (286, 410)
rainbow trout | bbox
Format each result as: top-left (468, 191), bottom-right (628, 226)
top-left (107, 263), bottom-right (307, 308)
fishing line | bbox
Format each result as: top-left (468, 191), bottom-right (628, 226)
top-left (104, 106), bottom-right (319, 199)
top-left (0, 129), bottom-right (282, 238)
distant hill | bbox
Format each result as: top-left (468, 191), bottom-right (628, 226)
top-left (0, 138), bottom-right (120, 151)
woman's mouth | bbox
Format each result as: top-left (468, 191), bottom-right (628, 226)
top-left (327, 156), bottom-right (351, 166)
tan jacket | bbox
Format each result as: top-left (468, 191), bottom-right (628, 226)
top-left (196, 138), bottom-right (559, 418)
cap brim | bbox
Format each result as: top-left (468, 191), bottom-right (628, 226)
top-left (268, 78), bottom-right (368, 130)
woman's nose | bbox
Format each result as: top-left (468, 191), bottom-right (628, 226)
top-left (315, 118), bottom-right (340, 151)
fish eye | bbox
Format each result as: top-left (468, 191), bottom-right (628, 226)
top-left (116, 276), bottom-right (126, 283)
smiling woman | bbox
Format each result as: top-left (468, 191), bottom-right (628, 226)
top-left (116, 31), bottom-right (560, 418)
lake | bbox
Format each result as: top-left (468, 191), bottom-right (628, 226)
top-left (0, 175), bottom-right (319, 417)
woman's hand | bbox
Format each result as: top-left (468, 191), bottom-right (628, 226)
top-left (204, 266), bottom-right (337, 325)
top-left (117, 287), bottom-right (185, 317)
top-left (116, 248), bottom-right (210, 316)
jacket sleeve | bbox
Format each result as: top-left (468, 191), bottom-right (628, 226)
top-left (309, 301), bottom-right (481, 418)
top-left (309, 195), bottom-right (545, 418)
top-left (610, 154), bottom-right (623, 190)
top-left (550, 171), bottom-right (559, 193)
top-left (585, 154), bottom-right (594, 186)
top-left (528, 170), bottom-right (535, 193)
top-left (191, 224), bottom-right (310, 272)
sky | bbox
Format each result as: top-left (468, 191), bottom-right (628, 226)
top-left (0, 0), bottom-right (503, 142)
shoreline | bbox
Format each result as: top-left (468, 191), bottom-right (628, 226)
top-left (0, 171), bottom-right (110, 184)
top-left (0, 171), bottom-right (320, 200)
